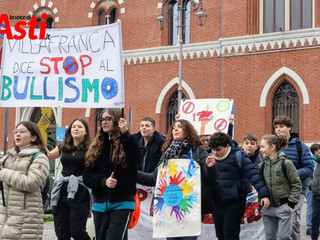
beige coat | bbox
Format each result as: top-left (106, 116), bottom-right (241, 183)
top-left (0, 147), bottom-right (50, 240)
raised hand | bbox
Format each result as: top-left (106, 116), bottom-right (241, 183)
top-left (159, 170), bottom-right (166, 179)
top-left (168, 160), bottom-right (178, 177)
top-left (178, 197), bottom-right (193, 215)
top-left (152, 196), bottom-right (166, 214)
top-left (105, 172), bottom-right (117, 188)
top-left (169, 171), bottom-right (185, 185)
top-left (182, 165), bottom-right (199, 179)
top-left (181, 180), bottom-right (195, 196)
top-left (156, 178), bottom-right (167, 196)
top-left (170, 205), bottom-right (184, 221)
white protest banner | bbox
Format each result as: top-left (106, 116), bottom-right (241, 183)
top-left (153, 159), bottom-right (201, 238)
top-left (129, 187), bottom-right (265, 240)
top-left (128, 184), bottom-right (164, 240)
top-left (0, 21), bottom-right (124, 108)
top-left (179, 99), bottom-right (233, 135)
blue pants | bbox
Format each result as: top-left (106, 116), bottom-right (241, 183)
top-left (304, 185), bottom-right (313, 230)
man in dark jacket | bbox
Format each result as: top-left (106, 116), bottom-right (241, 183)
top-left (206, 132), bottom-right (270, 240)
top-left (134, 117), bottom-right (165, 173)
top-left (273, 115), bottom-right (314, 240)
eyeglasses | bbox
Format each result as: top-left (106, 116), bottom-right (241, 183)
top-left (100, 117), bottom-right (112, 123)
top-left (13, 129), bottom-right (29, 135)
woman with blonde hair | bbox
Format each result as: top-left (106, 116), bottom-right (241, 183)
top-left (83, 108), bottom-right (140, 240)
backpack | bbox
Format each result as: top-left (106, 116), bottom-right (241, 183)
top-left (27, 152), bottom-right (51, 209)
top-left (258, 139), bottom-right (302, 179)
top-left (235, 150), bottom-right (251, 194)
top-left (260, 158), bottom-right (288, 179)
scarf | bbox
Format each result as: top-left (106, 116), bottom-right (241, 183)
top-left (164, 140), bottom-right (189, 162)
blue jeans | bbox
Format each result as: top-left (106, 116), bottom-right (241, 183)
top-left (304, 185), bottom-right (313, 229)
top-left (312, 196), bottom-right (320, 240)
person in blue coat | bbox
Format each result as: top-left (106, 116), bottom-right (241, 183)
top-left (273, 115), bottom-right (314, 240)
top-left (206, 132), bottom-right (270, 240)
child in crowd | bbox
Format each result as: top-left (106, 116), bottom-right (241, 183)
top-left (259, 134), bottom-right (302, 240)
top-left (242, 133), bottom-right (263, 168)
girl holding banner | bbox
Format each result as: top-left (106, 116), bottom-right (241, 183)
top-left (138, 119), bottom-right (219, 239)
top-left (0, 121), bottom-right (50, 240)
top-left (83, 108), bottom-right (140, 240)
top-left (48, 118), bottom-right (92, 240)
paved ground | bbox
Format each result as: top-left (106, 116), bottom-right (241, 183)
top-left (43, 202), bottom-right (310, 240)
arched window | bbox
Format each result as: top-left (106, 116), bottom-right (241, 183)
top-left (34, 9), bottom-right (54, 29)
top-left (98, 10), bottom-right (107, 25)
top-left (109, 8), bottom-right (118, 24)
top-left (166, 90), bottom-right (186, 132)
top-left (168, 0), bottom-right (191, 45)
top-left (272, 80), bottom-right (300, 134)
top-left (96, 0), bottom-right (118, 25)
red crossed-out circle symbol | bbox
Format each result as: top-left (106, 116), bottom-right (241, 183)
top-left (182, 102), bottom-right (195, 114)
top-left (214, 118), bottom-right (227, 131)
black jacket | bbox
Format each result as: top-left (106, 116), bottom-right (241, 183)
top-left (83, 131), bottom-right (140, 203)
top-left (137, 144), bottom-right (221, 214)
top-left (134, 131), bottom-right (165, 173)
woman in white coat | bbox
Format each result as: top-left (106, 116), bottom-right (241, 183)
top-left (0, 121), bottom-right (50, 240)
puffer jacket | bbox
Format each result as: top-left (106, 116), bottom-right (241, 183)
top-left (311, 157), bottom-right (320, 198)
top-left (213, 141), bottom-right (270, 203)
top-left (0, 147), bottom-right (50, 240)
top-left (282, 134), bottom-right (313, 194)
top-left (258, 152), bottom-right (301, 208)
top-left (134, 131), bottom-right (165, 173)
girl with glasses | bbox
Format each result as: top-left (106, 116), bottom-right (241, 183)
top-left (0, 121), bottom-right (50, 240)
top-left (83, 108), bottom-right (140, 240)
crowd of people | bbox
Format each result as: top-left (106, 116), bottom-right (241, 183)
top-left (0, 110), bottom-right (319, 240)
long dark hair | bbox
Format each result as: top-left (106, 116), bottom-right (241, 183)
top-left (14, 121), bottom-right (47, 155)
top-left (161, 119), bottom-right (202, 152)
top-left (60, 118), bottom-right (91, 152)
top-left (85, 108), bottom-right (126, 167)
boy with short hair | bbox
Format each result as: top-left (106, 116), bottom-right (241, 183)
top-left (242, 133), bottom-right (263, 168)
top-left (134, 116), bottom-right (165, 173)
top-left (206, 132), bottom-right (270, 240)
top-left (273, 115), bottom-right (314, 239)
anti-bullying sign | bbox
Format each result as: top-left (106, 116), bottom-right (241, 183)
top-left (0, 21), bottom-right (124, 108)
top-left (179, 98), bottom-right (233, 135)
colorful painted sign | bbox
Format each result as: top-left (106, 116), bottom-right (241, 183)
top-left (129, 187), bottom-right (265, 240)
top-left (153, 159), bottom-right (201, 238)
top-left (0, 21), bottom-right (124, 108)
top-left (179, 98), bottom-right (234, 135)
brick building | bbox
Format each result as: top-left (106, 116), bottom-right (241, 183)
top-left (0, 0), bottom-right (320, 153)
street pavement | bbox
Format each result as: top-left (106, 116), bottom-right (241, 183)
top-left (43, 202), bottom-right (310, 240)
